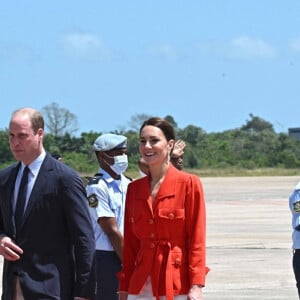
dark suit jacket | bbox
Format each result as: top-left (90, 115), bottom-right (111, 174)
top-left (0, 153), bottom-right (96, 300)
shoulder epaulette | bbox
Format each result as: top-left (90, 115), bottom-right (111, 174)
top-left (87, 173), bottom-right (103, 185)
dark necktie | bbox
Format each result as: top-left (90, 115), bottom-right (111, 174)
top-left (15, 166), bottom-right (29, 231)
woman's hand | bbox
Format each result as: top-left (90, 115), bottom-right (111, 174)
top-left (171, 140), bottom-right (186, 158)
top-left (187, 284), bottom-right (203, 300)
top-left (118, 291), bottom-right (128, 300)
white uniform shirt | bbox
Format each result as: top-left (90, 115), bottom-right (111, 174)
top-left (86, 168), bottom-right (131, 251)
top-left (289, 181), bottom-right (300, 249)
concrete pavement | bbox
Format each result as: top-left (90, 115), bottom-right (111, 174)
top-left (203, 176), bottom-right (300, 299)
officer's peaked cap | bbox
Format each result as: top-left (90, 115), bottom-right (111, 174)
top-left (92, 133), bottom-right (127, 152)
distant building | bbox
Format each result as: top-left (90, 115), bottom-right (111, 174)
top-left (288, 128), bottom-right (300, 140)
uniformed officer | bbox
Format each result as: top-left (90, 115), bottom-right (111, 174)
top-left (87, 133), bottom-right (131, 300)
top-left (289, 181), bottom-right (300, 299)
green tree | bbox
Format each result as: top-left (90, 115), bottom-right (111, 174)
top-left (241, 113), bottom-right (274, 133)
top-left (164, 115), bottom-right (178, 130)
top-left (0, 129), bottom-right (14, 165)
top-left (182, 125), bottom-right (206, 146)
top-left (128, 113), bottom-right (153, 132)
top-left (42, 102), bottom-right (78, 136)
top-left (2, 112), bottom-right (300, 173)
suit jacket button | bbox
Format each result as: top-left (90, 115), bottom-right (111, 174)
top-left (148, 219), bottom-right (154, 224)
top-left (150, 242), bottom-right (155, 249)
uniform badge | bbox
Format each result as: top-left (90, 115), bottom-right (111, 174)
top-left (88, 194), bottom-right (98, 208)
top-left (293, 200), bottom-right (300, 213)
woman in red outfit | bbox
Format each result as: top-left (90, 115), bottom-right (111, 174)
top-left (118, 117), bottom-right (209, 300)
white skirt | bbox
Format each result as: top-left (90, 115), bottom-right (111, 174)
top-left (128, 276), bottom-right (187, 300)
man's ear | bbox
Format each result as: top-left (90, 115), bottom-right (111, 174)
top-left (37, 128), bottom-right (44, 140)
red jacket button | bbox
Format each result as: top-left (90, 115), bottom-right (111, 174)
top-left (168, 213), bottom-right (175, 219)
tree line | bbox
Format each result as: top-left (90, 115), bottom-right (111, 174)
top-left (1, 110), bottom-right (300, 175)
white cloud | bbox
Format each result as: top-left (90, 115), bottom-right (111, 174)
top-left (290, 38), bottom-right (300, 52)
top-left (230, 36), bottom-right (277, 59)
top-left (197, 36), bottom-right (277, 60)
top-left (61, 32), bottom-right (116, 61)
top-left (148, 43), bottom-right (179, 61)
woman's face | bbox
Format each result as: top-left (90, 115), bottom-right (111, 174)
top-left (139, 125), bottom-right (174, 167)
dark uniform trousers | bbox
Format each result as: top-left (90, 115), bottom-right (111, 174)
top-left (95, 250), bottom-right (121, 300)
top-left (293, 249), bottom-right (300, 299)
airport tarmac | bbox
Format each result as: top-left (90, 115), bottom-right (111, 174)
top-left (0, 175), bottom-right (299, 299)
top-left (202, 176), bottom-right (300, 299)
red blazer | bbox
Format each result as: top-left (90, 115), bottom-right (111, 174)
top-left (119, 164), bottom-right (209, 299)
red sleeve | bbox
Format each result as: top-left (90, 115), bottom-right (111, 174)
top-left (185, 175), bottom-right (210, 285)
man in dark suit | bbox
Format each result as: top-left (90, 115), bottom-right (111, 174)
top-left (0, 107), bottom-right (96, 300)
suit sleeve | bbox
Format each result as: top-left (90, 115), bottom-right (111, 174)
top-left (63, 171), bottom-right (96, 298)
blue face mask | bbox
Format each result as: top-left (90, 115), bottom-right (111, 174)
top-left (104, 153), bottom-right (128, 175)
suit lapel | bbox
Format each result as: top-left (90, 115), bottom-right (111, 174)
top-left (21, 155), bottom-right (53, 227)
top-left (9, 164), bottom-right (21, 215)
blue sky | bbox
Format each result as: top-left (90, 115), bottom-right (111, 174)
top-left (1, 1), bottom-right (300, 134)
